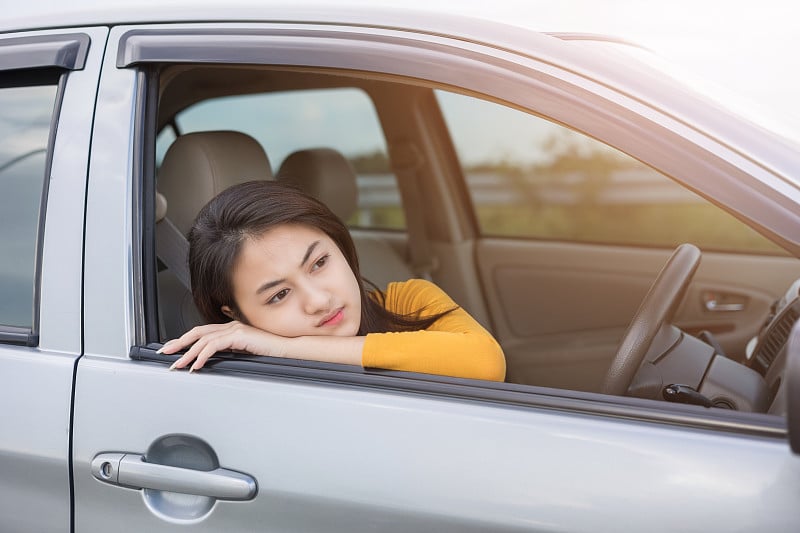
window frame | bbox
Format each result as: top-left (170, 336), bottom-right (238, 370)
top-left (0, 32), bottom-right (91, 346)
top-left (126, 22), bottom-right (794, 437)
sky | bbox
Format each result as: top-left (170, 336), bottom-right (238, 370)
top-left (442, 0), bottom-right (800, 143)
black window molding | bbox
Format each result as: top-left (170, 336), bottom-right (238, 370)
top-left (0, 326), bottom-right (39, 347)
top-left (131, 343), bottom-right (787, 440)
top-left (0, 33), bottom-right (90, 72)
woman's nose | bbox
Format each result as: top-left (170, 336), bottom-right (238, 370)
top-left (303, 284), bottom-right (331, 314)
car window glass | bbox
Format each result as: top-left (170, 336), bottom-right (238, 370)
top-left (436, 90), bottom-right (783, 254)
top-left (155, 123), bottom-right (176, 166)
top-left (161, 88), bottom-right (405, 230)
top-left (0, 81), bottom-right (58, 328)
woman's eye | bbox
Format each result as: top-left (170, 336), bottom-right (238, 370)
top-left (268, 288), bottom-right (289, 304)
top-left (312, 254), bottom-right (329, 271)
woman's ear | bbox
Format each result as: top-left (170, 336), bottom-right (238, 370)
top-left (221, 305), bottom-right (235, 320)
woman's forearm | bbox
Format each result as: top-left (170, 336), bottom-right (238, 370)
top-left (281, 335), bottom-right (365, 366)
top-left (162, 321), bottom-right (365, 371)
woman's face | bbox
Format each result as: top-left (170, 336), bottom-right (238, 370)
top-left (223, 223), bottom-right (362, 337)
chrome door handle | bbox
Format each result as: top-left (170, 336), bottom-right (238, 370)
top-left (702, 291), bottom-right (746, 312)
top-left (704, 299), bottom-right (745, 312)
top-left (91, 453), bottom-right (257, 500)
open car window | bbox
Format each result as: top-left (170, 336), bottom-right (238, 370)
top-left (144, 56), bottom-right (793, 430)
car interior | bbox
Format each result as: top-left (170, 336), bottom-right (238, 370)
top-left (152, 64), bottom-right (800, 416)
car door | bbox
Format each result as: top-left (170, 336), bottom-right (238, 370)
top-left (0, 27), bottom-right (106, 532)
top-left (71, 19), bottom-right (800, 532)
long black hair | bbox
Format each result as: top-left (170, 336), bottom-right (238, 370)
top-left (188, 180), bottom-right (453, 334)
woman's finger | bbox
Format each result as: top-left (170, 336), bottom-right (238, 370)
top-left (165, 322), bottom-right (274, 372)
top-left (171, 333), bottom-right (217, 370)
top-left (169, 325), bottom-right (243, 371)
top-left (190, 326), bottom-right (260, 370)
top-left (160, 321), bottom-right (241, 355)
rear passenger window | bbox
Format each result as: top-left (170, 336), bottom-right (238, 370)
top-left (161, 88), bottom-right (405, 230)
top-left (436, 89), bottom-right (783, 254)
top-left (0, 73), bottom-right (59, 329)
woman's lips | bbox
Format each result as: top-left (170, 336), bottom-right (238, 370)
top-left (319, 308), bottom-right (344, 327)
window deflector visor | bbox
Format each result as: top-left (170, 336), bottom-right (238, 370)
top-left (0, 34), bottom-right (90, 72)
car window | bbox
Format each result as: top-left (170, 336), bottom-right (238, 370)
top-left (436, 89), bottom-right (783, 254)
top-left (158, 88), bottom-right (405, 230)
top-left (0, 75), bottom-right (58, 330)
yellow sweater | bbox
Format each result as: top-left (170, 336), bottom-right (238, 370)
top-left (362, 279), bottom-right (506, 382)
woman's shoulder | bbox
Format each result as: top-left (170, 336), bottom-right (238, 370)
top-left (383, 278), bottom-right (455, 314)
top-left (385, 278), bottom-right (443, 297)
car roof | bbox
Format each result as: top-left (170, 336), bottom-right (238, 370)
top-left (2, 0), bottom-right (593, 37)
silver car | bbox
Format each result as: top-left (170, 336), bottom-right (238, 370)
top-left (2, 2), bottom-right (800, 531)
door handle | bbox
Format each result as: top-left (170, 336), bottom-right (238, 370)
top-left (702, 291), bottom-right (746, 312)
top-left (91, 453), bottom-right (257, 501)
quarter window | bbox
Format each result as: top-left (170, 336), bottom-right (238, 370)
top-left (436, 90), bottom-right (782, 254)
top-left (0, 74), bottom-right (58, 329)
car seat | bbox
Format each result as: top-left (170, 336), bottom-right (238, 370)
top-left (156, 130), bottom-right (272, 338)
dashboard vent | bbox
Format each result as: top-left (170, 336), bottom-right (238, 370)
top-left (751, 301), bottom-right (800, 375)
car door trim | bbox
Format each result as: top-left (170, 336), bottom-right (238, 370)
top-left (0, 326), bottom-right (38, 347)
top-left (131, 344), bottom-right (786, 440)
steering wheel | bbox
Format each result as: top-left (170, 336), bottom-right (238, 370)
top-left (601, 243), bottom-right (702, 396)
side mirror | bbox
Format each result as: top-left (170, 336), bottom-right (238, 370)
top-left (787, 321), bottom-right (800, 454)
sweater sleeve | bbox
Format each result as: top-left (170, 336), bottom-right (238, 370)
top-left (362, 279), bottom-right (506, 381)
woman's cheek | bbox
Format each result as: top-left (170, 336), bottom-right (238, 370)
top-left (269, 306), bottom-right (312, 338)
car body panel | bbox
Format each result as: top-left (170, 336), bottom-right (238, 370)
top-left (82, 26), bottom-right (142, 359)
top-left (72, 356), bottom-right (800, 532)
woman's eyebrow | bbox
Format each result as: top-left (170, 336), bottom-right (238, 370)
top-left (255, 241), bottom-right (321, 296)
top-left (256, 278), bottom-right (284, 295)
top-left (300, 240), bottom-right (320, 267)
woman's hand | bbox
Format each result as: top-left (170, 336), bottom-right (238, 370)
top-left (159, 321), bottom-right (288, 372)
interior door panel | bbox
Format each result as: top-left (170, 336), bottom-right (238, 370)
top-left (476, 239), bottom-right (800, 391)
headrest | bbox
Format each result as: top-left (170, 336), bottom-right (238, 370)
top-left (155, 191), bottom-right (168, 222)
top-left (158, 131), bottom-right (272, 235)
top-left (276, 148), bottom-right (358, 222)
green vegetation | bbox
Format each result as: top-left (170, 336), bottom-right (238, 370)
top-left (345, 141), bottom-right (785, 255)
top-left (348, 206), bottom-right (406, 230)
top-left (476, 203), bottom-right (784, 254)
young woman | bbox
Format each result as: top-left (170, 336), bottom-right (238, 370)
top-left (160, 180), bottom-right (506, 381)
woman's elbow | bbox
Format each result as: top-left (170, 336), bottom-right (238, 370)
top-left (468, 338), bottom-right (506, 382)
